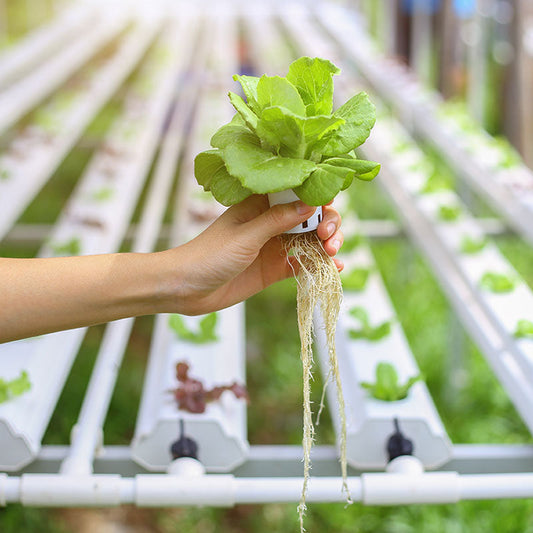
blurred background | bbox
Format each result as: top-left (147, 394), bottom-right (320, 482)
top-left (1, 0), bottom-right (533, 532)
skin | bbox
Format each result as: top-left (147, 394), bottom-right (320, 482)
top-left (0, 195), bottom-right (343, 343)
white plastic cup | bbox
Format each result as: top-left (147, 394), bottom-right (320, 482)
top-left (267, 190), bottom-right (323, 234)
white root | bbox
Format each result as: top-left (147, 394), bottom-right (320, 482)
top-left (282, 231), bottom-right (350, 532)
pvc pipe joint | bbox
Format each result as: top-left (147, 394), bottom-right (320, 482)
top-left (268, 190), bottom-right (323, 234)
top-left (167, 457), bottom-right (206, 477)
top-left (386, 455), bottom-right (424, 475)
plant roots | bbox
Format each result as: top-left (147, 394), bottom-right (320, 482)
top-left (281, 231), bottom-right (350, 532)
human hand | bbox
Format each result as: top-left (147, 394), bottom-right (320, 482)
top-left (162, 195), bottom-right (344, 315)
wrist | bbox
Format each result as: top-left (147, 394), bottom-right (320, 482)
top-left (149, 247), bottom-right (194, 315)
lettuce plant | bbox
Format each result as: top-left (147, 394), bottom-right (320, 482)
top-left (341, 232), bottom-right (364, 252)
top-left (514, 319), bottom-right (533, 339)
top-left (360, 362), bottom-right (421, 402)
top-left (438, 204), bottom-right (461, 221)
top-left (460, 235), bottom-right (487, 254)
top-left (342, 267), bottom-right (371, 291)
top-left (194, 57), bottom-right (380, 206)
top-left (168, 313), bottom-right (218, 344)
top-left (491, 136), bottom-right (521, 169)
top-left (480, 272), bottom-right (516, 293)
top-left (348, 306), bottom-right (392, 341)
top-left (171, 362), bottom-right (248, 413)
top-left (90, 186), bottom-right (114, 202)
top-left (0, 371), bottom-right (31, 404)
top-left (420, 170), bottom-right (453, 194)
top-left (50, 237), bottom-right (82, 256)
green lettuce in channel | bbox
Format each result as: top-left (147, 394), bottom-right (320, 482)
top-left (360, 362), bottom-right (421, 402)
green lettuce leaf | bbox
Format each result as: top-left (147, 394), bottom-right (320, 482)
top-left (360, 362), bottom-right (421, 402)
top-left (294, 163), bottom-right (351, 205)
top-left (209, 165), bottom-right (252, 206)
top-left (228, 91), bottom-right (259, 132)
top-left (257, 106), bottom-right (345, 159)
top-left (0, 370), bottom-right (31, 404)
top-left (221, 129), bottom-right (316, 193)
top-left (348, 306), bottom-right (392, 341)
top-left (232, 74), bottom-right (260, 113)
top-left (321, 92), bottom-right (376, 156)
top-left (515, 319), bottom-right (533, 339)
top-left (256, 75), bottom-right (306, 115)
top-left (210, 122), bottom-right (253, 149)
top-left (302, 115), bottom-right (345, 142)
top-left (256, 106), bottom-right (305, 157)
top-left (342, 267), bottom-right (371, 291)
top-left (194, 150), bottom-right (225, 190)
top-left (168, 313), bottom-right (219, 344)
top-left (286, 56), bottom-right (340, 116)
top-left (323, 156), bottom-right (380, 183)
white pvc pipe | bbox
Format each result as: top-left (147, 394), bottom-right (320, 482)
top-left (135, 475), bottom-right (235, 507)
top-left (59, 319), bottom-right (136, 476)
top-left (362, 472), bottom-right (460, 505)
top-left (20, 475), bottom-right (125, 507)
top-left (3, 472), bottom-right (533, 507)
top-left (0, 14), bottom-right (124, 134)
top-left (233, 477), bottom-right (363, 504)
top-left (459, 474), bottom-right (533, 500)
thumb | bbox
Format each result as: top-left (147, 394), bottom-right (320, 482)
top-left (241, 200), bottom-right (317, 247)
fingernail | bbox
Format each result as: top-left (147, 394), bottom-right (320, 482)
top-left (331, 238), bottom-right (341, 252)
top-left (326, 222), bottom-right (336, 238)
top-left (296, 201), bottom-right (315, 215)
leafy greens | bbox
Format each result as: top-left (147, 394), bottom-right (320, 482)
top-left (514, 319), bottom-right (533, 339)
top-left (480, 272), bottom-right (516, 293)
top-left (168, 313), bottom-right (218, 344)
top-left (341, 267), bottom-right (371, 292)
top-left (348, 306), bottom-right (392, 341)
top-left (0, 371), bottom-right (31, 404)
top-left (194, 57), bottom-right (380, 206)
top-left (360, 362), bottom-right (421, 402)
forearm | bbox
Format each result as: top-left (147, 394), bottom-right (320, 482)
top-left (0, 252), bottom-right (179, 343)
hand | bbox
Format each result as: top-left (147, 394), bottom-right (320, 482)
top-left (163, 194), bottom-right (344, 315)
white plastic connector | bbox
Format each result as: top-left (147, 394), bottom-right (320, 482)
top-left (267, 190), bottom-right (323, 234)
top-left (386, 455), bottom-right (424, 475)
top-left (167, 457), bottom-right (206, 477)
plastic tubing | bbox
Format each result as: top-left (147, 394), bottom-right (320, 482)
top-left (3, 472), bottom-right (533, 507)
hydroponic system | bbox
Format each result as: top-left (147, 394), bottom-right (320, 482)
top-left (1, 0), bottom-right (533, 530)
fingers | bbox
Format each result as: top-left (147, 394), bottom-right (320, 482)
top-left (317, 204), bottom-right (344, 258)
top-left (225, 195), bottom-right (270, 224)
top-left (333, 257), bottom-right (344, 272)
top-left (322, 228), bottom-right (344, 257)
top-left (317, 205), bottom-right (341, 241)
top-left (240, 200), bottom-right (317, 248)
